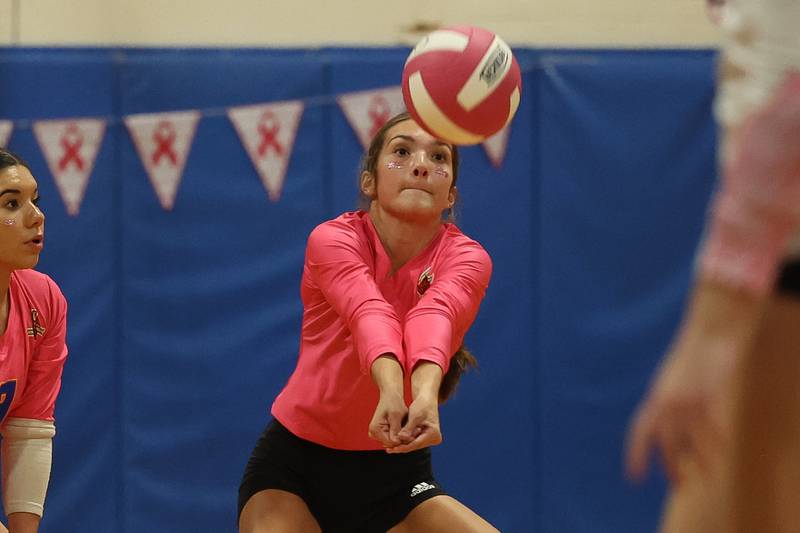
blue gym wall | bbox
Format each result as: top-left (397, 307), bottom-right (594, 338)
top-left (0, 47), bottom-right (717, 532)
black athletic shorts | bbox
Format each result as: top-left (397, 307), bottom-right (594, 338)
top-left (238, 420), bottom-right (446, 533)
top-left (777, 259), bottom-right (800, 297)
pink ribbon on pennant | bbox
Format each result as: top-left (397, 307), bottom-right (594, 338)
top-left (151, 121), bottom-right (178, 166)
top-left (58, 123), bottom-right (85, 172)
top-left (368, 96), bottom-right (391, 138)
top-left (257, 112), bottom-right (284, 157)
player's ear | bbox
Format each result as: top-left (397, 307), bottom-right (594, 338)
top-left (361, 171), bottom-right (376, 199)
top-left (448, 186), bottom-right (457, 208)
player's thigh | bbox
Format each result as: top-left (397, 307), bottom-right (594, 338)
top-left (239, 489), bottom-right (321, 533)
top-left (388, 495), bottom-right (499, 533)
top-left (727, 294), bottom-right (800, 533)
top-left (659, 453), bottom-right (730, 533)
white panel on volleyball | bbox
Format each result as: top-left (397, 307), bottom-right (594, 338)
top-left (408, 72), bottom-right (485, 145)
top-left (404, 30), bottom-right (469, 64)
top-left (457, 36), bottom-right (514, 112)
top-left (506, 87), bottom-right (521, 125)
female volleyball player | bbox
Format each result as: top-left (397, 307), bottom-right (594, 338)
top-left (626, 1), bottom-right (800, 531)
top-left (0, 149), bottom-right (69, 533)
top-left (238, 112), bottom-right (499, 532)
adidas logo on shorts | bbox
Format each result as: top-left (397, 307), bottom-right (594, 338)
top-left (410, 482), bottom-right (436, 497)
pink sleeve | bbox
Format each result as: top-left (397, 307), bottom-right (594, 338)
top-left (699, 72), bottom-right (800, 295)
top-left (404, 242), bottom-right (492, 374)
top-left (698, 186), bottom-right (798, 295)
top-left (9, 279), bottom-right (68, 421)
top-left (306, 222), bottom-right (404, 374)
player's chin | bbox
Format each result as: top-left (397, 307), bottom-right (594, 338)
top-left (15, 254), bottom-right (41, 270)
top-left (392, 200), bottom-right (443, 220)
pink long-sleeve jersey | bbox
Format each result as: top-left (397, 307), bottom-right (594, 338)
top-left (699, 71), bottom-right (800, 295)
top-left (698, 1), bottom-right (800, 295)
top-left (0, 269), bottom-right (68, 426)
top-left (271, 210), bottom-right (492, 450)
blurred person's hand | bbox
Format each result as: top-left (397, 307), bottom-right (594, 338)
top-left (625, 281), bottom-right (764, 484)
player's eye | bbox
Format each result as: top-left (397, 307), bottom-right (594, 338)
top-left (4, 199), bottom-right (19, 209)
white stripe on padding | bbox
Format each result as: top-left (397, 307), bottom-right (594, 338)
top-left (457, 36), bottom-right (513, 112)
top-left (405, 30), bottom-right (470, 64)
top-left (408, 72), bottom-right (485, 145)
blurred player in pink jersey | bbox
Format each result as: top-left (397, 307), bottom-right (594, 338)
top-left (238, 113), bottom-right (499, 532)
top-left (627, 1), bottom-right (800, 531)
top-left (0, 149), bottom-right (68, 533)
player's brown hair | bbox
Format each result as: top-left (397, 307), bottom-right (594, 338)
top-left (437, 345), bottom-right (478, 403)
top-left (0, 148), bottom-right (30, 173)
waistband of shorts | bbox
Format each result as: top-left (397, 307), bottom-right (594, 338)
top-left (776, 259), bottom-right (800, 297)
top-left (269, 418), bottom-right (431, 457)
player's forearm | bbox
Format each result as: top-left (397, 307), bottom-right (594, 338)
top-left (677, 276), bottom-right (767, 356)
top-left (370, 354), bottom-right (404, 396)
top-left (7, 512), bottom-right (40, 533)
top-left (410, 361), bottom-right (443, 401)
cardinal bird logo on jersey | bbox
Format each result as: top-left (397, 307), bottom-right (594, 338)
top-left (417, 266), bottom-right (434, 295)
top-left (26, 308), bottom-right (45, 338)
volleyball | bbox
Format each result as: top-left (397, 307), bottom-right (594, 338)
top-left (402, 25), bottom-right (522, 145)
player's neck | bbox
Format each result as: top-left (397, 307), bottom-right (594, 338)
top-left (369, 208), bottom-right (442, 272)
top-left (0, 275), bottom-right (10, 337)
top-left (0, 271), bottom-right (10, 302)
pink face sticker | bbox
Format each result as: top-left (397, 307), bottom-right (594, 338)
top-left (386, 161), bottom-right (404, 170)
top-left (2, 219), bottom-right (15, 226)
top-left (432, 166), bottom-right (450, 179)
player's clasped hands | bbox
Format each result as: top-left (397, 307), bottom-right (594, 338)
top-left (368, 390), bottom-right (442, 453)
top-left (389, 394), bottom-right (442, 454)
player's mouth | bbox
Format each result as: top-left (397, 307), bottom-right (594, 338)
top-left (24, 235), bottom-right (44, 250)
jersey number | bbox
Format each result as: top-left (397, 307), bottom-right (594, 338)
top-left (0, 380), bottom-right (18, 424)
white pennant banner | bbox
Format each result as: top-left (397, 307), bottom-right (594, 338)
top-left (32, 119), bottom-right (106, 216)
top-left (482, 126), bottom-right (512, 169)
top-left (125, 111), bottom-right (200, 211)
top-left (0, 121), bottom-right (13, 148)
top-left (338, 86), bottom-right (406, 150)
top-left (228, 100), bottom-right (304, 202)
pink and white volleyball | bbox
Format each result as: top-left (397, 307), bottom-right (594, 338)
top-left (402, 25), bottom-right (522, 145)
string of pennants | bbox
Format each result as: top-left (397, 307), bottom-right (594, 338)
top-left (0, 86), bottom-right (512, 215)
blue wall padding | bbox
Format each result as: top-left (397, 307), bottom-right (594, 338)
top-left (0, 47), bottom-right (717, 533)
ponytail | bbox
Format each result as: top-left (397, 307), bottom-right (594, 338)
top-left (439, 346), bottom-right (478, 403)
